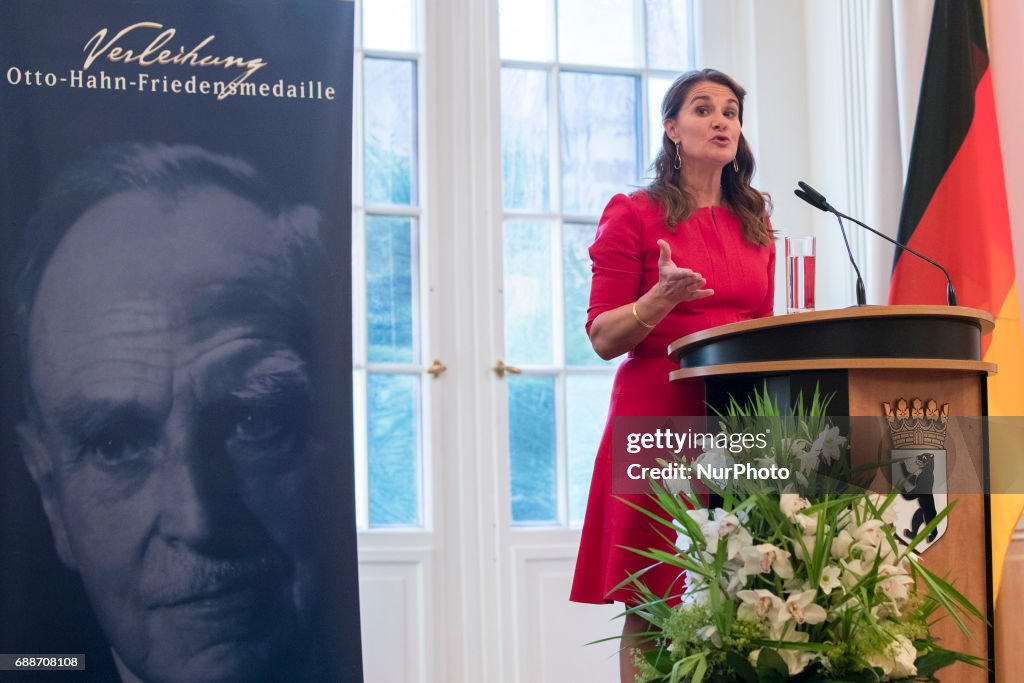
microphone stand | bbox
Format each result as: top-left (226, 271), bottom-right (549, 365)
top-left (830, 208), bottom-right (957, 307)
top-left (794, 181), bottom-right (957, 307)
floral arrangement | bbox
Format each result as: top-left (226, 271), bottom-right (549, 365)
top-left (617, 389), bottom-right (985, 683)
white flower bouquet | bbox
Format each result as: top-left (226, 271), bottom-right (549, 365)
top-left (616, 389), bottom-right (985, 683)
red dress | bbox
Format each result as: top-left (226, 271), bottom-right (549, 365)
top-left (570, 191), bottom-right (775, 604)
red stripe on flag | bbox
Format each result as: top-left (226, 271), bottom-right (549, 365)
top-left (890, 70), bottom-right (1013, 355)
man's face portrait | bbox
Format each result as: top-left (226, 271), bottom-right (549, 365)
top-left (17, 177), bottom-right (330, 683)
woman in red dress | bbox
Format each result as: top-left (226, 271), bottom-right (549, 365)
top-left (569, 69), bottom-right (775, 681)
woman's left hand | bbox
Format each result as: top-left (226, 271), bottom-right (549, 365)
top-left (654, 239), bottom-right (714, 304)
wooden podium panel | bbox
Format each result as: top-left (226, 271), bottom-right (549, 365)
top-left (848, 369), bottom-right (989, 683)
top-left (669, 307), bottom-right (995, 683)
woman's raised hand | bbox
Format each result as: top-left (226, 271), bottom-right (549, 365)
top-left (656, 239), bottom-right (714, 303)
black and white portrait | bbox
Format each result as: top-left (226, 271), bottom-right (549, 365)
top-left (6, 142), bottom-right (356, 682)
top-left (0, 4), bottom-right (362, 681)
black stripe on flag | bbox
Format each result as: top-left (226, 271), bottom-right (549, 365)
top-left (893, 0), bottom-right (989, 269)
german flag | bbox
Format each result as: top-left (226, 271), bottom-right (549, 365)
top-left (889, 0), bottom-right (1023, 598)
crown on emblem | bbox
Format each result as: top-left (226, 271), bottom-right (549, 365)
top-left (882, 397), bottom-right (949, 449)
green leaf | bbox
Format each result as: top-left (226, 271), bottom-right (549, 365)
top-left (692, 655), bottom-right (709, 683)
top-left (725, 651), bottom-right (759, 683)
top-left (815, 670), bottom-right (886, 682)
top-left (910, 560), bottom-right (987, 635)
top-left (755, 648), bottom-right (789, 683)
top-left (644, 647), bottom-right (674, 675)
top-left (669, 655), bottom-right (697, 682)
top-left (914, 649), bottom-right (958, 677)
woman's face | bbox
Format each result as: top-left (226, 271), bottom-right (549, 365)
top-left (664, 80), bottom-right (741, 172)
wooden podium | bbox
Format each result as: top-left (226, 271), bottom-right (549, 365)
top-left (668, 305), bottom-right (995, 683)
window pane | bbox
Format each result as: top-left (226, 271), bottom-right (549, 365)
top-left (363, 0), bottom-right (416, 52)
top-left (368, 373), bottom-right (421, 527)
top-left (366, 215), bottom-right (416, 363)
top-left (557, 0), bottom-right (637, 67)
top-left (503, 220), bottom-right (553, 365)
top-left (648, 75), bottom-right (674, 166)
top-left (499, 0), bottom-right (554, 61)
top-left (560, 71), bottom-right (641, 216)
top-left (645, 0), bottom-right (690, 71)
top-left (563, 222), bottom-right (612, 366)
top-left (364, 58), bottom-right (417, 205)
top-left (566, 374), bottom-right (614, 526)
top-left (501, 68), bottom-right (550, 211)
top-left (509, 376), bottom-right (557, 524)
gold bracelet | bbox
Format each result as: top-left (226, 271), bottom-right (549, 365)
top-left (632, 301), bottom-right (656, 329)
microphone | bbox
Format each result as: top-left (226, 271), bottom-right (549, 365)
top-left (794, 183), bottom-right (866, 306)
top-left (793, 181), bottom-right (957, 306)
top-left (795, 182), bottom-right (831, 212)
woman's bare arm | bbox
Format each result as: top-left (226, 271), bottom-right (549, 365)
top-left (588, 239), bottom-right (713, 360)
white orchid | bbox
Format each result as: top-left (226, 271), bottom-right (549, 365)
top-left (696, 623), bottom-right (721, 647)
top-left (850, 495), bottom-right (897, 528)
top-left (723, 558), bottom-right (751, 599)
top-left (841, 557), bottom-right (870, 589)
top-left (657, 457), bottom-right (694, 495)
top-left (725, 525), bottom-right (754, 561)
top-left (878, 564), bottom-right (914, 602)
top-left (718, 513), bottom-right (741, 536)
top-left (741, 543), bottom-right (794, 579)
top-left (684, 508), bottom-right (717, 550)
top-left (737, 589), bottom-right (785, 622)
top-left (796, 448), bottom-right (822, 475)
top-left (675, 529), bottom-right (692, 553)
top-left (865, 634), bottom-right (918, 679)
top-left (780, 590), bottom-right (827, 627)
top-left (699, 519), bottom-right (723, 552)
top-left (853, 519), bottom-right (885, 550)
top-left (680, 569), bottom-right (710, 606)
top-left (695, 448), bottom-right (734, 486)
top-left (792, 535), bottom-right (817, 562)
top-left (831, 529), bottom-right (855, 558)
top-left (818, 565), bottom-right (842, 594)
top-left (685, 508), bottom-right (749, 556)
top-left (867, 493), bottom-right (899, 525)
top-left (811, 425), bottom-right (846, 463)
top-left (872, 602), bottom-right (900, 620)
top-left (779, 436), bottom-right (810, 457)
top-left (779, 493), bottom-right (810, 518)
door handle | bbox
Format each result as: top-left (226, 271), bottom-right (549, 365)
top-left (492, 360), bottom-right (521, 379)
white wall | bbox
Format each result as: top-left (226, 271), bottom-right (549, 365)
top-left (693, 0), bottom-right (932, 310)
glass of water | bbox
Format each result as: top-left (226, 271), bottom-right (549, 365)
top-left (785, 235), bottom-right (815, 313)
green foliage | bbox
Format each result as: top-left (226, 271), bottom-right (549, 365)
top-left (619, 385), bottom-right (985, 683)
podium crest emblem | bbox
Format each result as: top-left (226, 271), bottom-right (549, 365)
top-left (883, 397), bottom-right (949, 552)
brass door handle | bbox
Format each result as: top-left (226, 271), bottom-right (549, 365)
top-left (426, 359), bottom-right (447, 378)
top-left (492, 360), bottom-right (521, 379)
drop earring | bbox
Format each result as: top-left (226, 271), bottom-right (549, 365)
top-left (732, 158), bottom-right (739, 173)
top-left (674, 142), bottom-right (682, 170)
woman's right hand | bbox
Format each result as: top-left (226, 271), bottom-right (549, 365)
top-left (654, 239), bottom-right (714, 304)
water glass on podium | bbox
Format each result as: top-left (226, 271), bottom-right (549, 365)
top-left (785, 235), bottom-right (815, 313)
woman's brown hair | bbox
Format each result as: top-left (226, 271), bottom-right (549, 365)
top-left (647, 68), bottom-right (772, 246)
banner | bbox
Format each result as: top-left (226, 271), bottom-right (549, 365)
top-left (0, 2), bottom-right (363, 681)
